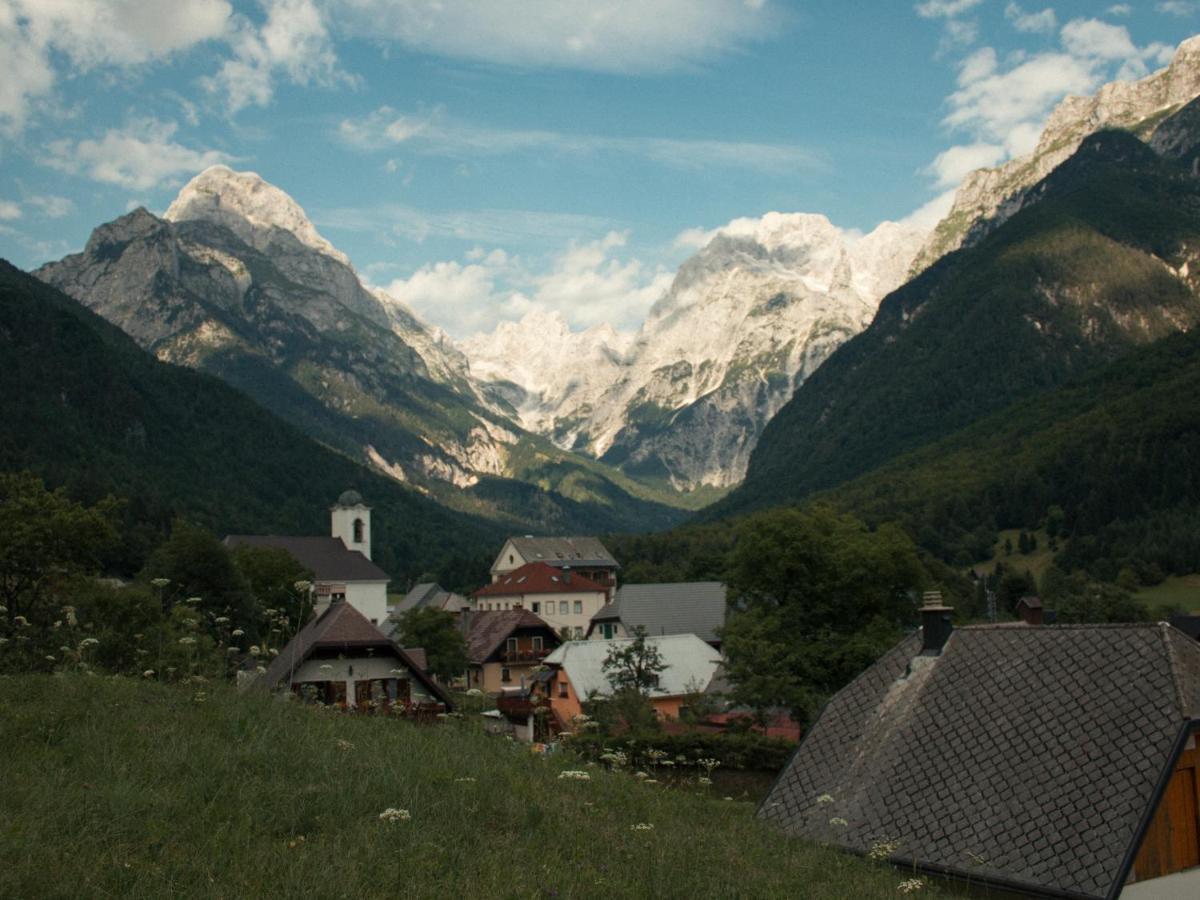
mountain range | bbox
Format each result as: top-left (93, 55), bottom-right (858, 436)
top-left (14, 34), bottom-right (1200, 566)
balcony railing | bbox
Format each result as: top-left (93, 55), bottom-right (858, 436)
top-left (500, 647), bottom-right (551, 664)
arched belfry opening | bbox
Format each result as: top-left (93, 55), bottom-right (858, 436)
top-left (353, 518), bottom-right (364, 544)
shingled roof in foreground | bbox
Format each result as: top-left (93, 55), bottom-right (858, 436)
top-left (759, 623), bottom-right (1200, 900)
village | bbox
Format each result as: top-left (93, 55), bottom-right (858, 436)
top-left (222, 490), bottom-right (1200, 900)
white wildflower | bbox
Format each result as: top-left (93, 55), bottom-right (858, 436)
top-left (378, 808), bottom-right (411, 824)
top-left (336, 740), bottom-right (354, 751)
top-left (698, 777), bottom-right (712, 786)
top-left (150, 578), bottom-right (170, 589)
top-left (44, 655), bottom-right (56, 662)
top-left (454, 777), bottom-right (476, 783)
top-left (630, 823), bottom-right (654, 831)
top-left (231, 628), bottom-right (245, 637)
top-left (214, 616), bottom-right (230, 624)
top-left (13, 616), bottom-right (28, 627)
top-left (185, 596), bottom-right (202, 605)
top-left (142, 669), bottom-right (155, 678)
top-left (897, 878), bottom-right (927, 894)
top-left (817, 794), bottom-right (834, 805)
top-left (869, 839), bottom-right (901, 861)
top-left (249, 645), bottom-right (261, 655)
top-left (557, 771), bottom-right (591, 781)
top-left (829, 817), bottom-right (849, 827)
top-left (178, 636), bottom-right (197, 645)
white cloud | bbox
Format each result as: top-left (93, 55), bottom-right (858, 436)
top-left (204, 0), bottom-right (350, 113)
top-left (0, 200), bottom-right (21, 220)
top-left (1005, 3), bottom-right (1058, 34)
top-left (328, 0), bottom-right (774, 74)
top-left (25, 194), bottom-right (73, 218)
top-left (1060, 18), bottom-right (1142, 60)
top-left (1157, 2), bottom-right (1200, 15)
top-left (1107, 4), bottom-right (1133, 15)
top-left (377, 231), bottom-right (669, 336)
top-left (0, 0), bottom-right (230, 134)
top-left (44, 118), bottom-right (231, 191)
top-left (925, 142), bottom-right (1007, 188)
top-left (898, 189), bottom-right (957, 231)
top-left (337, 106), bottom-right (822, 174)
top-left (915, 0), bottom-right (984, 17)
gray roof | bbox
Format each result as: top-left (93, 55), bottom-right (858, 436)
top-left (504, 536), bottom-right (618, 569)
top-left (224, 535), bottom-right (388, 583)
top-left (590, 582), bottom-right (726, 643)
top-left (543, 634), bottom-right (722, 698)
top-left (759, 623), bottom-right (1200, 900)
top-left (393, 583), bottom-right (469, 615)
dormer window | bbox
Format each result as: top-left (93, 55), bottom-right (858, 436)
top-left (353, 518), bottom-right (364, 543)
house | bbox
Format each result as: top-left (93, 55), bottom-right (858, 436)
top-left (1016, 594), bottom-right (1044, 625)
top-left (542, 633), bottom-right (722, 725)
top-left (490, 536), bottom-right (619, 600)
top-left (225, 490), bottom-right (389, 624)
top-left (587, 581), bottom-right (726, 647)
top-left (393, 582), bottom-right (469, 617)
top-left (473, 562), bottom-right (608, 640)
top-left (255, 600), bottom-right (451, 714)
top-left (758, 597), bottom-right (1200, 899)
top-left (463, 609), bottom-right (562, 695)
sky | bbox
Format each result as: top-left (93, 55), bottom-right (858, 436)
top-left (0, 0), bottom-right (1197, 339)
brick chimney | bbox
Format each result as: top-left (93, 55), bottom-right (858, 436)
top-left (562, 565), bottom-right (572, 585)
top-left (920, 590), bottom-right (954, 655)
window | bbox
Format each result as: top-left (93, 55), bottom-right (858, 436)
top-left (501, 667), bottom-right (511, 683)
top-left (532, 636), bottom-right (544, 651)
top-left (601, 623), bottom-right (615, 640)
top-left (558, 680), bottom-right (568, 698)
top-left (506, 637), bottom-right (518, 653)
top-left (559, 600), bottom-right (568, 615)
top-left (352, 518), bottom-right (364, 543)
top-left (573, 600), bottom-right (583, 615)
top-left (508, 554), bottom-right (514, 564)
top-left (531, 602), bottom-right (540, 614)
top-left (574, 627), bottom-right (583, 640)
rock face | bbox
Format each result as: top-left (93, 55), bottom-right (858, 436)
top-left (913, 35), bottom-right (1200, 272)
top-left (36, 167), bottom-right (515, 491)
top-left (464, 213), bottom-right (926, 490)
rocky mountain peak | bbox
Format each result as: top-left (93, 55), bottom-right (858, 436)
top-left (165, 165), bottom-right (350, 266)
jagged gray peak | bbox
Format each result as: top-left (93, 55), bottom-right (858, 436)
top-left (914, 35), bottom-right (1200, 272)
top-left (462, 212), bottom-right (927, 490)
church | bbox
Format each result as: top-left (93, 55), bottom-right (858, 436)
top-left (224, 490), bottom-right (389, 624)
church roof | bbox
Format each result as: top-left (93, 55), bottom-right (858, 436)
top-left (224, 535), bottom-right (388, 583)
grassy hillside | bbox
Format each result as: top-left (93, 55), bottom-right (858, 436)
top-left (715, 130), bottom-right (1200, 519)
top-left (0, 676), bottom-right (952, 899)
top-left (0, 260), bottom-right (499, 584)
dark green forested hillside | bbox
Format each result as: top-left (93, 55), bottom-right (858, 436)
top-left (821, 327), bottom-right (1200, 580)
top-left (714, 129), bottom-right (1200, 518)
top-left (0, 260), bottom-right (498, 587)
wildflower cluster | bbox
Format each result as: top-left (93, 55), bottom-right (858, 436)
top-left (557, 770), bottom-right (591, 781)
top-left (897, 877), bottom-right (927, 894)
top-left (378, 808), bottom-right (411, 824)
top-left (630, 823), bottom-right (655, 831)
top-left (868, 838), bottom-right (901, 861)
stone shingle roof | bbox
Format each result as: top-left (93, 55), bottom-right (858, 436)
top-left (590, 582), bottom-right (726, 643)
top-left (224, 535), bottom-right (388, 582)
top-left (758, 623), bottom-right (1200, 900)
top-left (393, 583), bottom-right (469, 614)
top-left (257, 602), bottom-right (450, 706)
top-left (503, 536), bottom-right (618, 569)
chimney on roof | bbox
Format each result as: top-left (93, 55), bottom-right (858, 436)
top-left (563, 565), bottom-right (571, 584)
top-left (920, 590), bottom-right (954, 655)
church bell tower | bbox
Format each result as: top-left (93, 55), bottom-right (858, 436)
top-left (331, 489), bottom-right (371, 560)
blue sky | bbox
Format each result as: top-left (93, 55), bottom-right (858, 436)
top-left (0, 1), bottom-right (1197, 337)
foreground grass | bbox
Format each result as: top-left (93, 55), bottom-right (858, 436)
top-left (0, 676), bottom-right (951, 899)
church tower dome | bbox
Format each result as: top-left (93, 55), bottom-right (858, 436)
top-left (331, 490), bottom-right (371, 560)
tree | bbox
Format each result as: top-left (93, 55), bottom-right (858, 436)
top-left (140, 520), bottom-right (254, 632)
top-left (720, 506), bottom-right (928, 724)
top-left (603, 626), bottom-right (667, 695)
top-left (0, 472), bottom-right (117, 621)
top-left (394, 607), bottom-right (467, 682)
top-left (230, 545), bottom-right (314, 629)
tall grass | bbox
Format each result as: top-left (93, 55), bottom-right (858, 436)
top-left (0, 676), bottom-right (958, 898)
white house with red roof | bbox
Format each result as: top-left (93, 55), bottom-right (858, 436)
top-left (473, 561), bottom-right (608, 640)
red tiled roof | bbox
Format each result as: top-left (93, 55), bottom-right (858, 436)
top-left (474, 561), bottom-right (605, 598)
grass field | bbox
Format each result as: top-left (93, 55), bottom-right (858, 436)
top-left (0, 676), bottom-right (960, 899)
top-left (973, 529), bottom-right (1057, 582)
top-left (1135, 575), bottom-right (1200, 614)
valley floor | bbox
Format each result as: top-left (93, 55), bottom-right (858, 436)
top-left (0, 676), bottom-right (961, 899)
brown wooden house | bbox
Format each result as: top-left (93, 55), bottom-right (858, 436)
top-left (257, 600), bottom-right (451, 716)
top-left (759, 609), bottom-right (1200, 899)
top-left (462, 609), bottom-right (562, 695)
